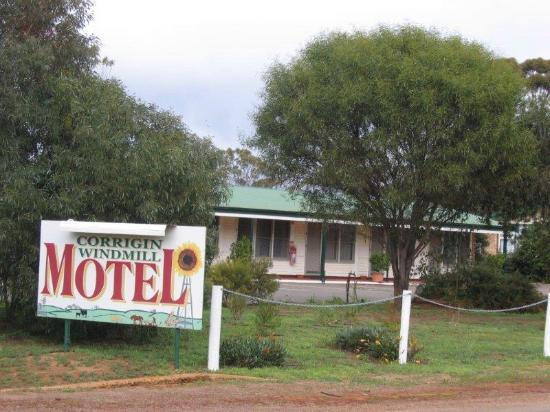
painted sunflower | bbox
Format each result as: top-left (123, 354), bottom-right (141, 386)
top-left (173, 242), bottom-right (203, 277)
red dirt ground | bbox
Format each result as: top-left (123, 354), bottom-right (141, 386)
top-left (2, 380), bottom-right (550, 411)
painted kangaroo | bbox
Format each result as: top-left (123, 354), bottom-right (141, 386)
top-left (130, 315), bottom-right (144, 325)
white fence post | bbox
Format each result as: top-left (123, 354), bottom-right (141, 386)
top-left (208, 285), bottom-right (223, 371)
top-left (544, 293), bottom-right (550, 358)
top-left (399, 290), bottom-right (412, 365)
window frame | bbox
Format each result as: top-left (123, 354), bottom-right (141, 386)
top-left (324, 224), bottom-right (356, 264)
top-left (237, 218), bottom-right (291, 260)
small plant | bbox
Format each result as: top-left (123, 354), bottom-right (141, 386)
top-left (207, 258), bottom-right (278, 298)
top-left (334, 325), bottom-right (421, 362)
top-left (229, 236), bottom-right (253, 262)
top-left (315, 297), bottom-right (342, 326)
top-left (315, 307), bottom-right (338, 326)
top-left (227, 295), bottom-right (246, 321)
top-left (370, 252), bottom-right (390, 273)
top-left (220, 336), bottom-right (286, 368)
top-left (254, 304), bottom-right (281, 336)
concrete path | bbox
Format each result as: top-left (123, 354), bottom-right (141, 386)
top-left (274, 281), bottom-right (548, 304)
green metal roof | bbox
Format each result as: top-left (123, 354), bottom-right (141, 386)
top-left (218, 186), bottom-right (305, 215)
top-left (217, 186), bottom-right (502, 230)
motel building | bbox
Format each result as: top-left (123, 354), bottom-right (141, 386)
top-left (214, 186), bottom-right (504, 281)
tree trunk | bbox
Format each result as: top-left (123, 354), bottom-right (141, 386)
top-left (386, 228), bottom-right (417, 307)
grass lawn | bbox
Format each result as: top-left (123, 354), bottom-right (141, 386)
top-left (0, 302), bottom-right (549, 389)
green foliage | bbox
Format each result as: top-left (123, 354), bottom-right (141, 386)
top-left (207, 258), bottom-right (278, 298)
top-left (418, 262), bottom-right (544, 311)
top-left (481, 253), bottom-right (506, 270)
top-left (250, 25), bottom-right (537, 294)
top-left (314, 297), bottom-right (363, 326)
top-left (369, 252), bottom-right (390, 273)
top-left (506, 57), bottom-right (550, 217)
top-left (335, 326), bottom-right (411, 362)
top-left (253, 304), bottom-right (281, 336)
top-left (220, 336), bottom-right (286, 368)
top-left (229, 236), bottom-right (253, 262)
top-left (508, 222), bottom-right (550, 282)
top-left (0, 1), bottom-right (228, 328)
top-left (224, 148), bottom-right (279, 187)
top-left (473, 234), bottom-right (490, 261)
top-left (227, 296), bottom-right (247, 321)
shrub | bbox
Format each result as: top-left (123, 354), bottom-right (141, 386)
top-left (220, 337), bottom-right (286, 368)
top-left (227, 295), bottom-right (247, 321)
top-left (482, 253), bottom-right (506, 270)
top-left (254, 304), bottom-right (281, 336)
top-left (207, 258), bottom-right (278, 298)
top-left (508, 222), bottom-right (550, 282)
top-left (334, 326), bottom-right (418, 362)
top-left (229, 236), bottom-right (253, 262)
top-left (418, 261), bottom-right (544, 311)
top-left (370, 252), bottom-right (390, 273)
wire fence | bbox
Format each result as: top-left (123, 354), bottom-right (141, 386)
top-left (208, 286), bottom-right (550, 370)
top-left (223, 288), bottom-right (549, 313)
top-left (413, 294), bottom-right (549, 313)
top-left (223, 288), bottom-right (403, 308)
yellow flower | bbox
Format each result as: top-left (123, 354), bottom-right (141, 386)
top-left (173, 242), bottom-right (203, 277)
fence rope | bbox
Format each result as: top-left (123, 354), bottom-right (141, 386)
top-left (223, 288), bottom-right (549, 312)
top-left (413, 294), bottom-right (549, 313)
top-left (223, 288), bottom-right (403, 308)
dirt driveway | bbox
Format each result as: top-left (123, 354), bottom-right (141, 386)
top-left (3, 381), bottom-right (550, 411)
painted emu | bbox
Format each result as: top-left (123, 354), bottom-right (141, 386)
top-left (130, 315), bottom-right (144, 325)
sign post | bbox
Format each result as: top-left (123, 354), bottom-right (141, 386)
top-left (174, 329), bottom-right (181, 369)
top-left (36, 220), bottom-right (206, 357)
top-left (63, 319), bottom-right (71, 352)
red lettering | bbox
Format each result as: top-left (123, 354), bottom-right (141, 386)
top-left (159, 249), bottom-right (186, 305)
top-left (106, 260), bottom-right (132, 301)
top-left (132, 262), bottom-right (159, 303)
top-left (75, 259), bottom-right (105, 299)
top-left (41, 243), bottom-right (74, 297)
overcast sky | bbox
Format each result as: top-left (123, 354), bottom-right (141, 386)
top-left (87, 0), bottom-right (549, 148)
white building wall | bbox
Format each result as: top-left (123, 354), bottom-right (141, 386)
top-left (217, 216), bottom-right (238, 261)
top-left (216, 217), bottom-right (485, 280)
top-left (270, 221), bottom-right (306, 276)
top-left (324, 226), bottom-right (370, 277)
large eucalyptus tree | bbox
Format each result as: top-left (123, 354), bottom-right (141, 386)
top-left (251, 26), bottom-right (537, 296)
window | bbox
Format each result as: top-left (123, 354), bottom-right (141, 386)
top-left (324, 224), bottom-right (356, 263)
top-left (255, 220), bottom-right (273, 257)
top-left (237, 218), bottom-right (253, 241)
top-left (339, 226), bottom-right (355, 262)
top-left (273, 221), bottom-right (290, 258)
top-left (441, 232), bottom-right (470, 267)
top-left (237, 218), bottom-right (291, 259)
top-left (326, 225), bottom-right (339, 260)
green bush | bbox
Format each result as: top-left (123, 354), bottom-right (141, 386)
top-left (334, 326), bottom-right (409, 362)
top-left (370, 252), bottom-right (390, 272)
top-left (418, 261), bottom-right (544, 311)
top-left (254, 304), bottom-right (281, 336)
top-left (482, 253), bottom-right (506, 270)
top-left (229, 236), bottom-right (253, 262)
top-left (220, 336), bottom-right (286, 368)
top-left (207, 258), bottom-right (278, 298)
top-left (227, 295), bottom-right (247, 321)
top-left (508, 222), bottom-right (550, 282)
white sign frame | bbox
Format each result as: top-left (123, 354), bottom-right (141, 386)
top-left (37, 220), bottom-right (205, 330)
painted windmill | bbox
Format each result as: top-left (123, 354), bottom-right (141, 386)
top-left (172, 242), bottom-right (202, 330)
